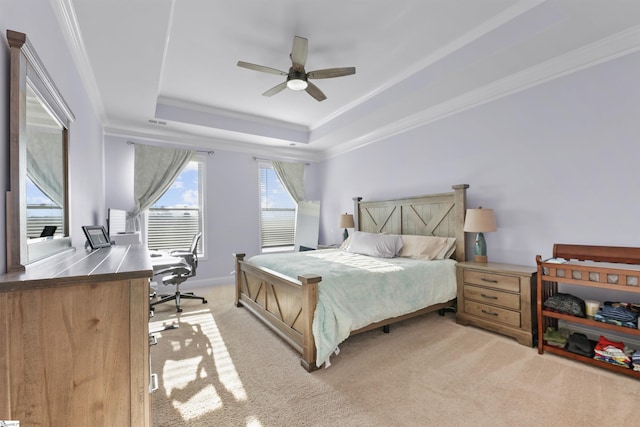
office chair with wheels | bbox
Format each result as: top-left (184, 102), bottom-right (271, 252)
top-left (150, 232), bottom-right (208, 313)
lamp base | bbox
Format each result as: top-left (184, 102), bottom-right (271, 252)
top-left (473, 232), bottom-right (488, 263)
top-left (473, 255), bottom-right (488, 263)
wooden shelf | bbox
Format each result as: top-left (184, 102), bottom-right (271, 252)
top-left (542, 309), bottom-right (640, 337)
top-left (541, 344), bottom-right (640, 379)
top-left (537, 244), bottom-right (640, 380)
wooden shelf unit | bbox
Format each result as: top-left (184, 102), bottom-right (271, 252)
top-left (536, 243), bottom-right (640, 379)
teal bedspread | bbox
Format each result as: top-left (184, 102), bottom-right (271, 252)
top-left (249, 249), bottom-right (457, 367)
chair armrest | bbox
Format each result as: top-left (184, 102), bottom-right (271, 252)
top-left (170, 250), bottom-right (194, 265)
top-left (170, 250), bottom-right (192, 258)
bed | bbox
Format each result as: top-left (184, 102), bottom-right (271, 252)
top-left (234, 184), bottom-right (469, 371)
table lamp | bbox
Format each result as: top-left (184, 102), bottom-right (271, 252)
top-left (463, 207), bottom-right (497, 263)
top-left (338, 213), bottom-right (354, 241)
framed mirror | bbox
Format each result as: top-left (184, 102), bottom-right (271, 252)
top-left (6, 30), bottom-right (74, 272)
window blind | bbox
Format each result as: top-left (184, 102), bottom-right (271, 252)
top-left (259, 165), bottom-right (296, 248)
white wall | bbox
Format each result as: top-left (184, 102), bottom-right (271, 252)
top-left (4, 0), bottom-right (637, 293)
top-left (104, 135), bottom-right (320, 285)
top-left (318, 51), bottom-right (640, 269)
top-left (1, 0), bottom-right (105, 273)
top-left (106, 49), bottom-right (639, 290)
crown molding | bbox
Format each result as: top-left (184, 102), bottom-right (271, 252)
top-left (310, 0), bottom-right (546, 132)
top-left (103, 123), bottom-right (323, 163)
top-left (50, 0), bottom-right (108, 124)
top-left (320, 24), bottom-right (640, 159)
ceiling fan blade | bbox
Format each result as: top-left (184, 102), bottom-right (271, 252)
top-left (290, 36), bottom-right (308, 68)
top-left (237, 61), bottom-right (287, 76)
top-left (305, 81), bottom-right (326, 102)
top-left (262, 81), bottom-right (288, 97)
top-left (307, 67), bottom-right (356, 79)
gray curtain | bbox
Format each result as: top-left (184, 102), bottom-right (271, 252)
top-left (272, 160), bottom-right (305, 203)
top-left (26, 129), bottom-right (64, 207)
top-left (129, 143), bottom-right (194, 232)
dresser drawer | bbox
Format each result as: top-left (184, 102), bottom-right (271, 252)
top-left (463, 284), bottom-right (520, 310)
top-left (464, 301), bottom-right (521, 328)
top-left (463, 269), bottom-right (520, 293)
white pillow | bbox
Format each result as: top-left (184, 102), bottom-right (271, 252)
top-left (439, 238), bottom-right (457, 259)
top-left (399, 235), bottom-right (456, 260)
top-left (339, 234), bottom-right (352, 250)
top-left (345, 231), bottom-right (403, 258)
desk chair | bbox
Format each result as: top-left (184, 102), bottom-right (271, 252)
top-left (150, 232), bottom-right (208, 313)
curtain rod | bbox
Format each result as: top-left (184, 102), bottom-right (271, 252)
top-left (252, 156), bottom-right (310, 166)
top-left (126, 140), bottom-right (214, 155)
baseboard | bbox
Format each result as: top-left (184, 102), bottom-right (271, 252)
top-left (150, 275), bottom-right (234, 292)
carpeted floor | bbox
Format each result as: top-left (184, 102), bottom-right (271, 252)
top-left (149, 284), bottom-right (639, 427)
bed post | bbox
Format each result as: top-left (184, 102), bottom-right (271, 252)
top-left (452, 184), bottom-right (469, 262)
top-left (299, 274), bottom-right (321, 372)
top-left (234, 253), bottom-right (245, 307)
top-left (352, 197), bottom-right (362, 231)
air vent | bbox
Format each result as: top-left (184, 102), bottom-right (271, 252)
top-left (148, 119), bottom-right (167, 125)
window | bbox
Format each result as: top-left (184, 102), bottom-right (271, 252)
top-left (259, 164), bottom-right (296, 250)
top-left (147, 159), bottom-right (204, 254)
top-left (26, 176), bottom-right (63, 238)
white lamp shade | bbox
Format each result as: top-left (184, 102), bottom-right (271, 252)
top-left (463, 208), bottom-right (497, 233)
top-left (338, 214), bottom-right (354, 229)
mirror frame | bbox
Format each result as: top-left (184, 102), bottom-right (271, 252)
top-left (6, 30), bottom-right (74, 272)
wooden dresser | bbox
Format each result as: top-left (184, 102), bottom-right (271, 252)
top-left (0, 245), bottom-right (153, 426)
top-left (456, 261), bottom-right (537, 347)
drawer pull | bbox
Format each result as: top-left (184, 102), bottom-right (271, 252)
top-left (481, 277), bottom-right (498, 283)
top-left (481, 309), bottom-right (498, 316)
top-left (150, 373), bottom-right (159, 392)
top-left (480, 293), bottom-right (498, 300)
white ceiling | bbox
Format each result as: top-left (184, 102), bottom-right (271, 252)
top-left (53, 0), bottom-right (640, 160)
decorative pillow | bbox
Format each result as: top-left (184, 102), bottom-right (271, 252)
top-left (345, 231), bottom-right (403, 258)
top-left (399, 235), bottom-right (456, 260)
top-left (439, 238), bottom-right (457, 260)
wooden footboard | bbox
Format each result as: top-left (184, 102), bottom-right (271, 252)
top-left (234, 253), bottom-right (321, 371)
top-left (235, 253), bottom-right (456, 371)
top-left (234, 184), bottom-right (468, 371)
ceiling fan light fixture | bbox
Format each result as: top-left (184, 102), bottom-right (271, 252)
top-left (238, 36), bottom-right (354, 101)
top-left (286, 77), bottom-right (308, 91)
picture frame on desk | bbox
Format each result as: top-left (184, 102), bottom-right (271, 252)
top-left (82, 225), bottom-right (112, 249)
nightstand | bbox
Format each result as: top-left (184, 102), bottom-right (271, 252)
top-left (456, 262), bottom-right (537, 347)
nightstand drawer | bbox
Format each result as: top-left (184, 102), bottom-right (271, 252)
top-left (464, 301), bottom-right (521, 328)
top-left (463, 284), bottom-right (520, 310)
top-left (463, 270), bottom-right (520, 293)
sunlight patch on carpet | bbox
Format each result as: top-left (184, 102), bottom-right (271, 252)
top-left (246, 416), bottom-right (264, 427)
top-left (151, 309), bottom-right (247, 420)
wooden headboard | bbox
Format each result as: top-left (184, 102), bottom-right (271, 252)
top-left (352, 184), bottom-right (469, 261)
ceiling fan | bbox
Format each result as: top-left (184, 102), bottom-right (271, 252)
top-left (237, 36), bottom-right (356, 102)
